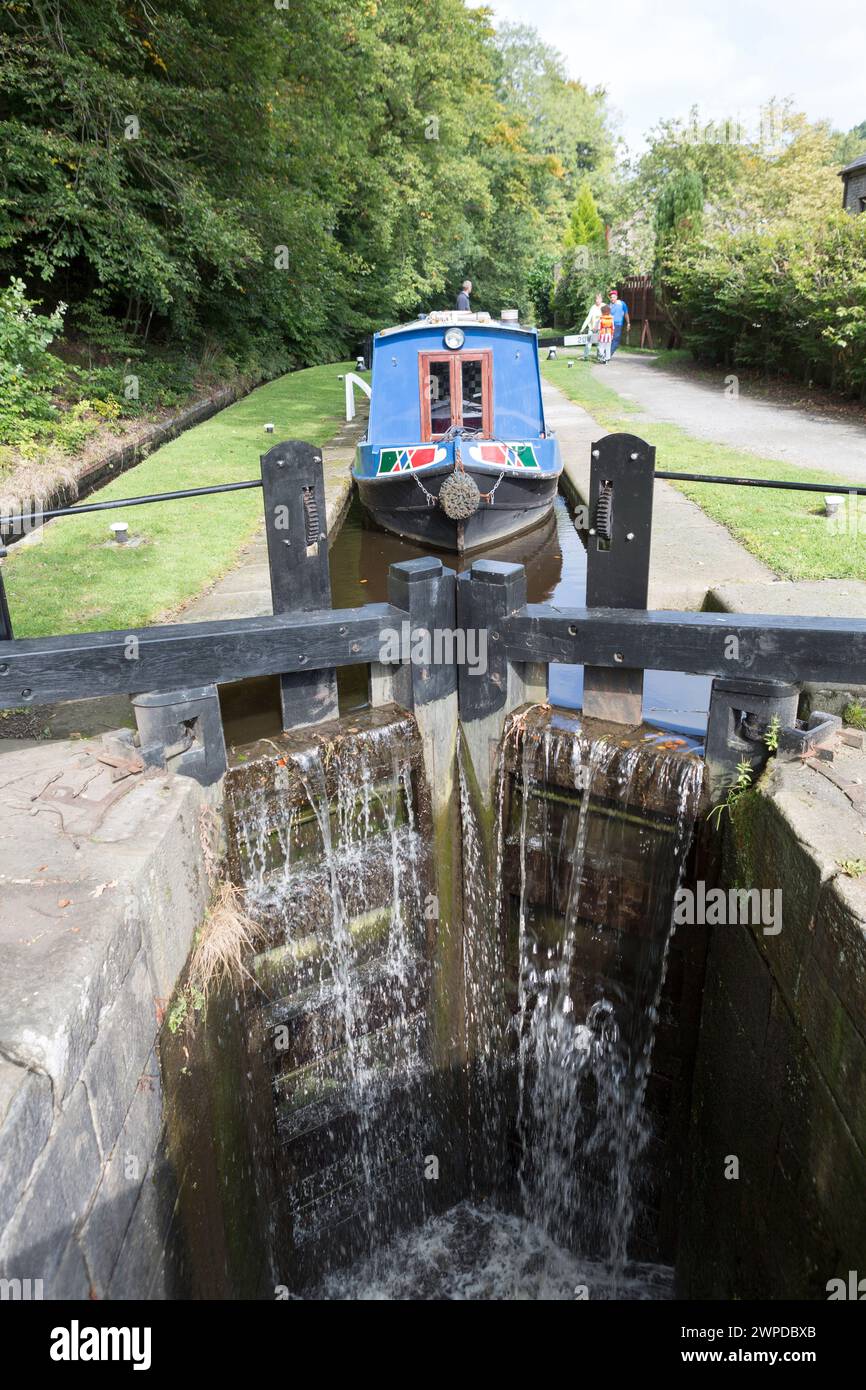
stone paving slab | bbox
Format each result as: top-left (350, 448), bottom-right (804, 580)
top-left (0, 739), bottom-right (214, 1098)
top-left (543, 379), bottom-right (774, 611)
top-left (704, 578), bottom-right (866, 618)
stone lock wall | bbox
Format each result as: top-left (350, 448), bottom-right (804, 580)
top-left (681, 747), bottom-right (866, 1298)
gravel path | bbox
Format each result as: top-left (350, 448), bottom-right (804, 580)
top-left (604, 354), bottom-right (866, 485)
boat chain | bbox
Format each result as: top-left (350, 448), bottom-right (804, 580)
top-left (411, 431), bottom-right (508, 509)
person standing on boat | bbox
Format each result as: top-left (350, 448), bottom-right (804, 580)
top-left (456, 280), bottom-right (472, 311)
top-left (608, 288), bottom-right (630, 355)
top-left (579, 292), bottom-right (603, 361)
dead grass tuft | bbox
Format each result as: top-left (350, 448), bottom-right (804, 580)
top-left (188, 880), bottom-right (266, 1001)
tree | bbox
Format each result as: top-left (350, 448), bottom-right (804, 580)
top-left (834, 120), bottom-right (866, 167)
top-left (565, 179), bottom-right (606, 250)
top-left (493, 24), bottom-right (616, 207)
top-left (0, 3), bottom-right (618, 368)
top-left (655, 171), bottom-right (704, 242)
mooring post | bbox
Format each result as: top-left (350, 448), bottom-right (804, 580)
top-left (583, 433), bottom-right (655, 724)
top-left (260, 439), bottom-right (338, 730)
top-left (387, 557), bottom-right (465, 1072)
top-left (457, 559), bottom-right (546, 806)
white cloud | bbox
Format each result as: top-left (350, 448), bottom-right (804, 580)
top-left (481, 0), bottom-right (865, 153)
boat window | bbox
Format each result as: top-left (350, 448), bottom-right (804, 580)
top-left (461, 359), bottom-right (484, 431)
top-left (419, 350), bottom-right (493, 440)
top-left (427, 360), bottom-right (452, 438)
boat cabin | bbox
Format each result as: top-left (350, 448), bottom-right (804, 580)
top-left (352, 311), bottom-right (561, 551)
top-left (365, 312), bottom-right (548, 445)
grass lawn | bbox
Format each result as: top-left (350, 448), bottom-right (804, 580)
top-left (541, 357), bottom-right (866, 582)
top-left (3, 362), bottom-right (353, 637)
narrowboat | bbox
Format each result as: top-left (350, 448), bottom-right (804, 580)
top-left (352, 311), bottom-right (562, 552)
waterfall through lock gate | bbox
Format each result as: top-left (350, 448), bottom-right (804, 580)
top-left (196, 704), bottom-right (704, 1299)
top-left (223, 713), bottom-right (438, 1288)
top-left (505, 715), bottom-right (705, 1295)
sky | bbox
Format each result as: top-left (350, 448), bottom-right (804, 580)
top-left (481, 0), bottom-right (865, 154)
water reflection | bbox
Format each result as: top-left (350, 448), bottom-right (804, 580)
top-left (328, 495), bottom-right (710, 737)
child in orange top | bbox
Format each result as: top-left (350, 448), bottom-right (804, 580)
top-left (597, 305), bottom-right (614, 363)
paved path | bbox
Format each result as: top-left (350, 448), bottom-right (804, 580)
top-left (602, 354), bottom-right (866, 485)
top-left (542, 378), bottom-right (773, 611)
top-left (176, 405), bottom-right (367, 624)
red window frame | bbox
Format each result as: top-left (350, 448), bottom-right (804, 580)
top-left (419, 351), bottom-right (493, 441)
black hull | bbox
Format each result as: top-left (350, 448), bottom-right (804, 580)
top-left (354, 465), bottom-right (561, 552)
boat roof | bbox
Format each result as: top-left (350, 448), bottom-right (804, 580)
top-left (374, 311), bottom-right (537, 340)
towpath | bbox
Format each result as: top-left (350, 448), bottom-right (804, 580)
top-left (175, 407), bottom-right (366, 624)
top-left (602, 353), bottom-right (866, 485)
top-left (542, 378), bottom-right (773, 611)
top-left (545, 362), bottom-right (866, 621)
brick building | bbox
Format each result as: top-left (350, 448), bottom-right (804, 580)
top-left (840, 154), bottom-right (866, 214)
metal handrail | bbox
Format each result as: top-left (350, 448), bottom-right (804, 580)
top-left (656, 470), bottom-right (866, 497)
top-left (4, 466), bottom-right (864, 529)
top-left (6, 478), bottom-right (263, 524)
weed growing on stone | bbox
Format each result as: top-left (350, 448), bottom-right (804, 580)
top-left (843, 702), bottom-right (866, 731)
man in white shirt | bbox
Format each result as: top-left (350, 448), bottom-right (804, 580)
top-left (579, 293), bottom-right (603, 360)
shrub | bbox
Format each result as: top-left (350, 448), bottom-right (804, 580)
top-left (0, 279), bottom-right (68, 441)
top-left (657, 212), bottom-right (866, 397)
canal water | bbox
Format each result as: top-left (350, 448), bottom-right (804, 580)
top-left (328, 494), bottom-right (711, 737)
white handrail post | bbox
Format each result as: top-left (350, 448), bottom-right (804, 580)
top-left (344, 371), bottom-right (371, 423)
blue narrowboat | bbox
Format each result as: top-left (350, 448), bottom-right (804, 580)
top-left (352, 311), bottom-right (563, 552)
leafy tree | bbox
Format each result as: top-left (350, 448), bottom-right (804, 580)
top-left (0, 279), bottom-right (67, 439)
top-left (655, 171), bottom-right (704, 242)
top-left (493, 24), bottom-right (616, 207)
top-left (552, 246), bottom-right (628, 329)
top-left (834, 120), bottom-right (866, 167)
top-left (0, 0), bottom-right (618, 400)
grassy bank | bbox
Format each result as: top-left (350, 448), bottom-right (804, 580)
top-left (2, 362), bottom-right (352, 637)
top-left (541, 357), bottom-right (866, 582)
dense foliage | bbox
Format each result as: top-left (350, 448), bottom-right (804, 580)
top-left (0, 0), bottom-right (614, 435)
top-left (638, 107), bottom-right (866, 395)
top-left (4, 0), bottom-right (861, 434)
